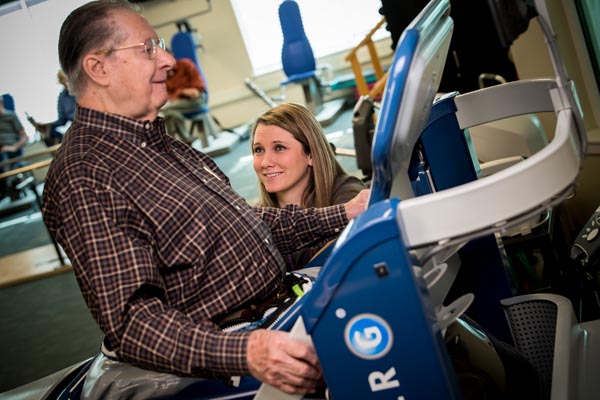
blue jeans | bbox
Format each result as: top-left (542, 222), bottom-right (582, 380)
top-left (0, 148), bottom-right (23, 173)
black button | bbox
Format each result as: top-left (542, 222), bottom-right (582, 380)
top-left (374, 262), bottom-right (389, 277)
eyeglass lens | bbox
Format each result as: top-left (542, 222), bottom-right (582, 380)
top-left (144, 38), bottom-right (166, 58)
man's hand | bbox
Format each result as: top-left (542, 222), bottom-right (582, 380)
top-left (344, 188), bottom-right (370, 220)
top-left (247, 329), bottom-right (323, 395)
top-left (1, 144), bottom-right (22, 153)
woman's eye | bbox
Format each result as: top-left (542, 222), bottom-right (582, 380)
top-left (275, 145), bottom-right (286, 151)
top-left (253, 147), bottom-right (264, 154)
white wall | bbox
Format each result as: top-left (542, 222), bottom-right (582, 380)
top-left (0, 0), bottom-right (89, 137)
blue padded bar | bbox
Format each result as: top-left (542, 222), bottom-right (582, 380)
top-left (369, 29), bottom-right (419, 205)
top-left (369, 0), bottom-right (452, 207)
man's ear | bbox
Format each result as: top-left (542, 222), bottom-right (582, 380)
top-left (82, 54), bottom-right (111, 87)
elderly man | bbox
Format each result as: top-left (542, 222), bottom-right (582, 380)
top-left (42, 1), bottom-right (368, 397)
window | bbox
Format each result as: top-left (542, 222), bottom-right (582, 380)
top-left (0, 0), bottom-right (88, 136)
top-left (230, 0), bottom-right (389, 76)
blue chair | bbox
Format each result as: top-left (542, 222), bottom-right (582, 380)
top-left (0, 93), bottom-right (24, 166)
top-left (170, 23), bottom-right (222, 148)
top-left (278, 0), bottom-right (345, 125)
top-left (1, 93), bottom-right (15, 112)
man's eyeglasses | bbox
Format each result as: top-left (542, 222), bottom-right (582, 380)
top-left (96, 37), bottom-right (166, 59)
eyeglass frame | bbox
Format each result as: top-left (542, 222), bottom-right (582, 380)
top-left (95, 37), bottom-right (166, 59)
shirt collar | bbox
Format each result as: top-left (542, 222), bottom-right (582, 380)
top-left (74, 106), bottom-right (167, 145)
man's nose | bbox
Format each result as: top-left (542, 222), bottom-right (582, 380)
top-left (158, 47), bottom-right (176, 69)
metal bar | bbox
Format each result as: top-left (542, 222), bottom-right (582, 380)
top-left (0, 144), bottom-right (60, 169)
top-left (0, 159), bottom-right (52, 181)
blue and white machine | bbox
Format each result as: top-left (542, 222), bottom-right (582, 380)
top-left (256, 0), bottom-right (588, 397)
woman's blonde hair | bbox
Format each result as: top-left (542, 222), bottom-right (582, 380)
top-left (251, 103), bottom-right (347, 208)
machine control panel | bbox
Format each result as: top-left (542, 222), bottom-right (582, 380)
top-left (571, 206), bottom-right (600, 266)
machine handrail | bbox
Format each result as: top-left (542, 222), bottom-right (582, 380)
top-left (397, 99), bottom-right (581, 248)
top-left (361, 0), bottom-right (586, 250)
top-left (393, 3), bottom-right (586, 249)
top-left (454, 79), bottom-right (557, 128)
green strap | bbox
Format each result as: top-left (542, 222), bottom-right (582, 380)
top-left (291, 283), bottom-right (304, 298)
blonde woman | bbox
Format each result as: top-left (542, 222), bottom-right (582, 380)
top-left (252, 102), bottom-right (366, 269)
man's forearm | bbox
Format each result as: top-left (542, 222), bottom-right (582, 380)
top-left (15, 131), bottom-right (28, 149)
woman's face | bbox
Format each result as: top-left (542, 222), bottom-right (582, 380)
top-left (253, 123), bottom-right (313, 206)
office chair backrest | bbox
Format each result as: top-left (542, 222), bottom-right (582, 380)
top-left (1, 93), bottom-right (15, 112)
top-left (278, 0), bottom-right (316, 77)
top-left (171, 29), bottom-right (210, 104)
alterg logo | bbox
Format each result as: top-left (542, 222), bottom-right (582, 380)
top-left (344, 314), bottom-right (393, 359)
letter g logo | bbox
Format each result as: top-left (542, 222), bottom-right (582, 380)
top-left (344, 314), bottom-right (393, 359)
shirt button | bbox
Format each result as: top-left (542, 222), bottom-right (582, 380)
top-left (235, 206), bottom-right (241, 210)
top-left (143, 121), bottom-right (151, 130)
top-left (334, 228), bottom-right (340, 233)
top-left (264, 239), bottom-right (269, 245)
top-left (203, 179), bottom-right (208, 184)
top-left (141, 142), bottom-right (147, 148)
